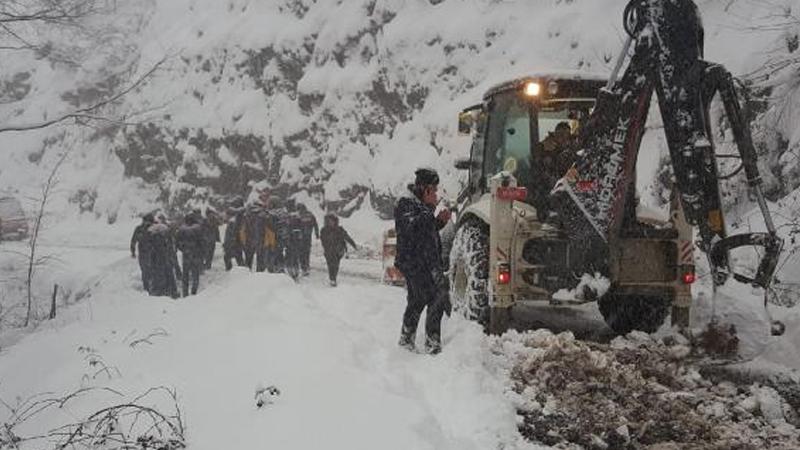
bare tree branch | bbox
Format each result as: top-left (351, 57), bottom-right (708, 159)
top-left (0, 0), bottom-right (102, 25)
top-left (24, 150), bottom-right (70, 327)
top-left (0, 386), bottom-right (184, 450)
top-left (129, 328), bottom-right (169, 348)
top-left (0, 56), bottom-right (168, 134)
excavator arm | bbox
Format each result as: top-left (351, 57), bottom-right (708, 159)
top-left (552, 0), bottom-right (783, 290)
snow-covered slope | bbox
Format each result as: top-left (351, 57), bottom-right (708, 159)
top-left (1, 0), bottom-right (798, 333)
top-left (1, 0), bottom-right (796, 227)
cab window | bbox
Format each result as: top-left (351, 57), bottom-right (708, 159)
top-left (484, 91), bottom-right (534, 181)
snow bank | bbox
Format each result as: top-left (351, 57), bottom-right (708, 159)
top-left (0, 257), bottom-right (542, 449)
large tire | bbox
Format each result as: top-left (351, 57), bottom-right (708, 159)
top-left (449, 220), bottom-right (490, 325)
top-left (598, 293), bottom-right (671, 334)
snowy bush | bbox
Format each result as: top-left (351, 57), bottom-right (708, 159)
top-left (0, 386), bottom-right (185, 450)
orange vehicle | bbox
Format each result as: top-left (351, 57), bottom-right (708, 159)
top-left (381, 229), bottom-right (405, 286)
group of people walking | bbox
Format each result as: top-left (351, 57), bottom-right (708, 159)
top-left (130, 209), bottom-right (220, 298)
top-left (222, 197), bottom-right (315, 277)
top-left (221, 197), bottom-right (358, 286)
top-left (131, 197), bottom-right (360, 296)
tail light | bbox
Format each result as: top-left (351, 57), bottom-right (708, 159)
top-left (497, 186), bottom-right (528, 201)
top-left (577, 180), bottom-right (598, 192)
top-left (497, 263), bottom-right (511, 285)
top-left (681, 266), bottom-right (696, 284)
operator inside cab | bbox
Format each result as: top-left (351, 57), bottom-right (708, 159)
top-left (530, 121), bottom-right (578, 221)
top-left (534, 122), bottom-right (575, 173)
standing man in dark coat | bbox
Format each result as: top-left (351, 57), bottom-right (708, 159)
top-left (223, 205), bottom-right (245, 271)
top-left (394, 168), bottom-right (452, 354)
top-left (131, 213), bottom-right (155, 293)
top-left (147, 215), bottom-right (182, 298)
top-left (297, 203), bottom-right (319, 277)
top-left (176, 213), bottom-right (206, 297)
top-left (202, 208), bottom-right (221, 270)
top-left (320, 214), bottom-right (357, 287)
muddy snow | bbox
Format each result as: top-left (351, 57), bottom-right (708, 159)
top-left (495, 329), bottom-right (800, 449)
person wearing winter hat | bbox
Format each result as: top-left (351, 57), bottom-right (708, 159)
top-left (394, 168), bottom-right (452, 354)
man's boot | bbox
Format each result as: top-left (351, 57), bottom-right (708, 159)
top-left (398, 326), bottom-right (416, 352)
top-left (425, 333), bottom-right (441, 355)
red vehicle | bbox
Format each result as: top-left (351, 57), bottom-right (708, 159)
top-left (381, 229), bottom-right (405, 286)
top-left (0, 196), bottom-right (28, 241)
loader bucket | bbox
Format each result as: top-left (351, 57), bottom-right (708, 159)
top-left (709, 232), bottom-right (783, 289)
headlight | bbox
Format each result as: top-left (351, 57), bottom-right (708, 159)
top-left (524, 82), bottom-right (540, 97)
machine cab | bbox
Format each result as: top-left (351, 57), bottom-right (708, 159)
top-left (457, 73), bottom-right (606, 207)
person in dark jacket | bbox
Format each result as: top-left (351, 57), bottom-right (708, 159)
top-left (242, 204), bottom-right (265, 270)
top-left (394, 168), bottom-right (452, 354)
top-left (202, 208), bottom-right (221, 270)
top-left (176, 213), bottom-right (206, 297)
top-left (271, 201), bottom-right (290, 273)
top-left (223, 206), bottom-right (245, 271)
top-left (297, 203), bottom-right (319, 276)
top-left (147, 215), bottom-right (181, 298)
top-left (530, 121), bottom-right (577, 220)
top-left (320, 214), bottom-right (357, 287)
top-left (131, 213), bottom-right (155, 293)
top-left (282, 202), bottom-right (305, 280)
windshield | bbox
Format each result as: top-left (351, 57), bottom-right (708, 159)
top-left (485, 92), bottom-right (533, 183)
top-left (484, 92), bottom-right (594, 190)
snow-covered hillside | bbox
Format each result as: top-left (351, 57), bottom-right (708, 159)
top-left (1, 1), bottom-right (798, 342)
top-left (3, 1), bottom-right (800, 448)
top-left (1, 0), bottom-right (798, 226)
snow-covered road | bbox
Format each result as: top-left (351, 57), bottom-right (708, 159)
top-left (4, 241), bottom-right (800, 449)
top-left (0, 256), bottom-right (541, 449)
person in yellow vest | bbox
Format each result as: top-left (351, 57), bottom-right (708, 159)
top-left (242, 202), bottom-right (265, 270)
top-left (259, 204), bottom-right (279, 272)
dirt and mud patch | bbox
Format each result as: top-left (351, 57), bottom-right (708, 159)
top-left (491, 330), bottom-right (800, 449)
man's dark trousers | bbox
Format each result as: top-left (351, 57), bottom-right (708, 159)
top-left (401, 272), bottom-right (444, 343)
